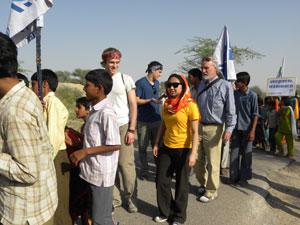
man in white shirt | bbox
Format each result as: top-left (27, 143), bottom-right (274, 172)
top-left (101, 47), bottom-right (138, 213)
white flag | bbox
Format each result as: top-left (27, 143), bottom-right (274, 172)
top-left (213, 26), bottom-right (236, 80)
top-left (6, 0), bottom-right (54, 48)
top-left (276, 57), bottom-right (285, 78)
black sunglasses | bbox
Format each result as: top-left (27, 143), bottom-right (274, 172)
top-left (166, 82), bottom-right (181, 88)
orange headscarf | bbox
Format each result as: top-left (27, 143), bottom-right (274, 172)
top-left (164, 75), bottom-right (192, 114)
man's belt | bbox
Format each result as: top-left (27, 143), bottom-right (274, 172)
top-left (201, 122), bottom-right (221, 126)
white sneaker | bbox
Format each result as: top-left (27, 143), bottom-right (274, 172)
top-left (198, 195), bottom-right (216, 203)
top-left (154, 216), bottom-right (168, 223)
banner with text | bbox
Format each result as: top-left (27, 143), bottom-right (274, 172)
top-left (266, 77), bottom-right (297, 96)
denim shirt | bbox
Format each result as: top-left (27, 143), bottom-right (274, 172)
top-left (197, 78), bottom-right (237, 133)
top-left (234, 89), bottom-right (259, 131)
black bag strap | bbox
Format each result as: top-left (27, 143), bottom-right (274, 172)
top-left (197, 78), bottom-right (220, 100)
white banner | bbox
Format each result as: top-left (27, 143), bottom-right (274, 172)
top-left (6, 0), bottom-right (54, 48)
top-left (266, 77), bottom-right (297, 96)
top-left (213, 26), bottom-right (236, 80)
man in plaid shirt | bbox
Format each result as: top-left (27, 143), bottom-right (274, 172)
top-left (0, 33), bottom-right (58, 225)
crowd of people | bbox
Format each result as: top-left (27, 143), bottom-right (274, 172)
top-left (0, 32), bottom-right (299, 225)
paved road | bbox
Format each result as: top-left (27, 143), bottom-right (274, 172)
top-left (113, 141), bottom-right (300, 225)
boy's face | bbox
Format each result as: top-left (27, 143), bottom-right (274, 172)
top-left (31, 80), bottom-right (39, 95)
top-left (104, 58), bottom-right (120, 75)
top-left (234, 80), bottom-right (246, 91)
top-left (84, 81), bottom-right (100, 101)
top-left (31, 80), bottom-right (47, 96)
top-left (75, 104), bottom-right (89, 119)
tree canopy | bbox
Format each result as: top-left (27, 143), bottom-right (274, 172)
top-left (56, 68), bottom-right (89, 84)
top-left (176, 37), bottom-right (265, 71)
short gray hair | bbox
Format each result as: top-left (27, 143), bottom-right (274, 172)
top-left (201, 56), bottom-right (219, 72)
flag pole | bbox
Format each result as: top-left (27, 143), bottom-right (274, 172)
top-left (36, 17), bottom-right (43, 100)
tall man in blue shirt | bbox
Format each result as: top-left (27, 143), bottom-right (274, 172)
top-left (135, 61), bottom-right (163, 180)
top-left (230, 72), bottom-right (258, 185)
top-left (194, 56), bottom-right (236, 203)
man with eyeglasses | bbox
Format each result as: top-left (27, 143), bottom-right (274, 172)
top-left (135, 61), bottom-right (163, 180)
top-left (194, 56), bottom-right (236, 203)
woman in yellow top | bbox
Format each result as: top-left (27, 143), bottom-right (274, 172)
top-left (153, 74), bottom-right (199, 225)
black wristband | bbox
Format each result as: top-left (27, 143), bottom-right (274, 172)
top-left (127, 129), bottom-right (135, 134)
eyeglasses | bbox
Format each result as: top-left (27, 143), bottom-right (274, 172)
top-left (166, 82), bottom-right (181, 88)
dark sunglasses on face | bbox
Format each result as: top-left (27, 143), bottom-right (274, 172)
top-left (166, 82), bottom-right (181, 88)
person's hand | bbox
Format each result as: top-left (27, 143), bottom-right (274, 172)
top-left (64, 131), bottom-right (73, 146)
top-left (70, 149), bottom-right (88, 166)
top-left (153, 144), bottom-right (159, 157)
top-left (188, 152), bottom-right (197, 167)
top-left (223, 131), bottom-right (232, 143)
top-left (125, 132), bottom-right (135, 145)
top-left (151, 98), bottom-right (162, 104)
top-left (248, 130), bottom-right (255, 141)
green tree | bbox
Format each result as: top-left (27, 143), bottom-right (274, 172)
top-left (176, 37), bottom-right (264, 71)
top-left (72, 68), bottom-right (89, 84)
top-left (55, 69), bottom-right (89, 84)
top-left (56, 70), bottom-right (72, 82)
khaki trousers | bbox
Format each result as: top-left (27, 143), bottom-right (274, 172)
top-left (113, 123), bottom-right (137, 205)
top-left (194, 124), bottom-right (224, 198)
top-left (54, 150), bottom-right (72, 225)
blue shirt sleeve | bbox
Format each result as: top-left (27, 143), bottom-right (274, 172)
top-left (224, 81), bottom-right (237, 133)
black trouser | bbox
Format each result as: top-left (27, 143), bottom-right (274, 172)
top-left (156, 145), bottom-right (190, 223)
top-left (230, 130), bottom-right (253, 182)
top-left (269, 128), bottom-right (277, 152)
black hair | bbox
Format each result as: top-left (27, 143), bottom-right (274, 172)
top-left (31, 69), bottom-right (58, 92)
top-left (236, 72), bottom-right (251, 86)
top-left (76, 96), bottom-right (91, 109)
top-left (188, 68), bottom-right (202, 80)
top-left (146, 61), bottom-right (163, 73)
top-left (0, 32), bottom-right (18, 78)
top-left (166, 73), bottom-right (186, 96)
top-left (85, 69), bottom-right (112, 95)
top-left (16, 73), bottom-right (29, 87)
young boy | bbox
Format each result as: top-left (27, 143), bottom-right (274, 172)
top-left (266, 98), bottom-right (277, 153)
top-left (31, 69), bottom-right (70, 225)
top-left (70, 69), bottom-right (121, 225)
top-left (65, 97), bottom-right (91, 225)
top-left (230, 72), bottom-right (258, 185)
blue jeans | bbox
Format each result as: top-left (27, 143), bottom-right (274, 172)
top-left (230, 130), bottom-right (253, 182)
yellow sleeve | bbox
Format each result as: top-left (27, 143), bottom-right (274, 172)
top-left (46, 97), bottom-right (69, 156)
top-left (294, 98), bottom-right (299, 119)
top-left (189, 102), bottom-right (200, 121)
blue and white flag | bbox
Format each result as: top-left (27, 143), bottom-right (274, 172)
top-left (276, 57), bottom-right (285, 78)
top-left (213, 26), bottom-right (236, 80)
top-left (6, 0), bottom-right (54, 48)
